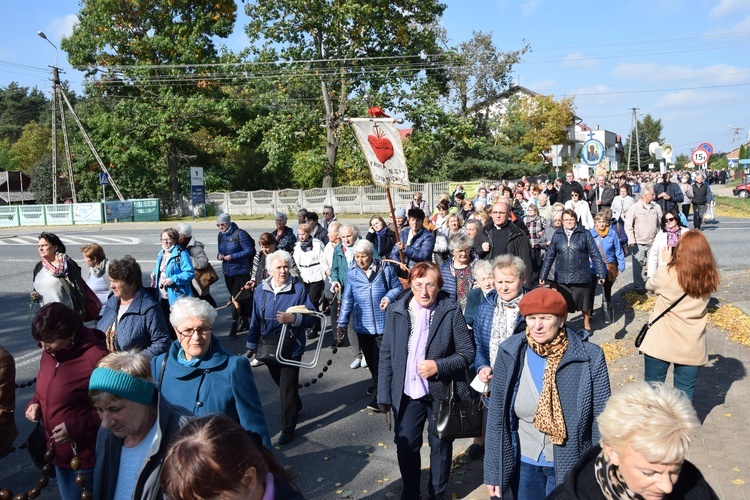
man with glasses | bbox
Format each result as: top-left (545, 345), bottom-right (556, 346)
top-left (321, 205), bottom-right (337, 229)
top-left (475, 202), bottom-right (533, 284)
top-left (558, 171), bottom-right (583, 205)
top-left (624, 186), bottom-right (662, 294)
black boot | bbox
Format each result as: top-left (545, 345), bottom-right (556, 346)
top-left (602, 300), bottom-right (613, 324)
top-left (237, 317), bottom-right (249, 332)
top-left (229, 320), bottom-right (238, 338)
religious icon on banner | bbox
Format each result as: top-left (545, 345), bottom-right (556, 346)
top-left (349, 118), bottom-right (410, 190)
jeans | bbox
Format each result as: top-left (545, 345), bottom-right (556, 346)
top-left (516, 461), bottom-right (556, 500)
top-left (56, 466), bottom-right (94, 500)
top-left (630, 243), bottom-right (651, 291)
top-left (644, 354), bottom-right (700, 401)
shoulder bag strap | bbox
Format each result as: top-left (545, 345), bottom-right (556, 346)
top-left (594, 236), bottom-right (610, 265)
top-left (648, 293), bottom-right (688, 328)
top-left (157, 353), bottom-right (168, 392)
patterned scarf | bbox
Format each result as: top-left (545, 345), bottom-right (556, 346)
top-left (41, 252), bottom-right (69, 278)
top-left (666, 224), bottom-right (681, 247)
top-left (488, 294), bottom-right (523, 368)
top-left (525, 327), bottom-right (569, 445)
top-left (594, 449), bottom-right (638, 499)
top-left (299, 238), bottom-right (313, 252)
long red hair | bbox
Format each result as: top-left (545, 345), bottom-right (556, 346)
top-left (667, 230), bottom-right (719, 297)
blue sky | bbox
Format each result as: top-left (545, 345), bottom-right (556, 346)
top-left (1, 0), bottom-right (749, 157)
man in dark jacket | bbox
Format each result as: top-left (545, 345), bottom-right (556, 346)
top-left (390, 208), bottom-right (435, 270)
top-left (558, 171), bottom-right (583, 205)
top-left (691, 174), bottom-right (713, 230)
top-left (587, 175), bottom-right (615, 215)
top-left (217, 213), bottom-right (256, 337)
top-left (475, 202), bottom-right (533, 284)
top-left (653, 173), bottom-right (684, 214)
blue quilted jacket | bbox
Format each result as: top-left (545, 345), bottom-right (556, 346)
top-left (483, 328), bottom-right (611, 492)
top-left (390, 226), bottom-right (435, 268)
top-left (540, 225), bottom-right (606, 284)
top-left (338, 261), bottom-right (403, 335)
top-left (472, 289), bottom-right (528, 372)
top-left (217, 223), bottom-right (255, 277)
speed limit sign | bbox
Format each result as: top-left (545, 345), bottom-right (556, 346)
top-left (691, 149), bottom-right (709, 165)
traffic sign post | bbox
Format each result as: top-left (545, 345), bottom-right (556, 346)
top-left (190, 167), bottom-right (205, 220)
top-left (698, 142), bottom-right (714, 155)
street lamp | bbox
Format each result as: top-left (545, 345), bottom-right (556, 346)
top-left (37, 31), bottom-right (58, 69)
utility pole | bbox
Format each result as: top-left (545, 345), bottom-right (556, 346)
top-left (627, 108), bottom-right (642, 171)
top-left (38, 31), bottom-right (125, 203)
top-left (727, 126), bottom-right (743, 147)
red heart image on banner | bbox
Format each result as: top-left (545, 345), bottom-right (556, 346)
top-left (368, 133), bottom-right (394, 164)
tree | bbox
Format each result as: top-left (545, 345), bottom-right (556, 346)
top-left (623, 114), bottom-right (663, 171)
top-left (61, 0), bottom-right (238, 208)
top-left (8, 121), bottom-right (52, 172)
top-left (0, 83), bottom-right (49, 143)
top-left (28, 155), bottom-right (71, 205)
top-left (244, 0), bottom-right (447, 187)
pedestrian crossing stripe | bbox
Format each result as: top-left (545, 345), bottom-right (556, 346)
top-left (0, 235), bottom-right (142, 245)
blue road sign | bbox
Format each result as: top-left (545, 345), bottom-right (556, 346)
top-left (98, 173), bottom-right (109, 185)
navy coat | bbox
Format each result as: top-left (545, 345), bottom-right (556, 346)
top-left (390, 226), bottom-right (435, 268)
top-left (97, 288), bottom-right (171, 358)
top-left (472, 289), bottom-right (527, 372)
top-left (246, 277), bottom-right (315, 358)
top-left (540, 225), bottom-right (607, 284)
top-left (378, 290), bottom-right (475, 416)
top-left (483, 329), bottom-right (611, 492)
top-left (217, 223), bottom-right (255, 277)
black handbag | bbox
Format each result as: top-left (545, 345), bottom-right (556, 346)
top-left (25, 421), bottom-right (47, 469)
top-left (634, 293), bottom-right (687, 348)
top-left (433, 353), bottom-right (483, 441)
top-left (255, 329), bottom-right (296, 363)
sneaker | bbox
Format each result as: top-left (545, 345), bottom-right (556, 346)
top-left (366, 400), bottom-right (380, 412)
top-left (350, 357), bottom-right (361, 369)
top-left (251, 358), bottom-right (264, 367)
top-left (360, 357), bottom-right (368, 368)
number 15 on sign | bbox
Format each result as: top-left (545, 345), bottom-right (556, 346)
top-left (692, 149), bottom-right (709, 166)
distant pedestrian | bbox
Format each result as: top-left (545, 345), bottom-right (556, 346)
top-left (691, 174), bottom-right (714, 230)
top-left (321, 205), bottom-right (337, 230)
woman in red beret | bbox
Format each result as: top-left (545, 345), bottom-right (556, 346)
top-left (483, 287), bottom-right (611, 500)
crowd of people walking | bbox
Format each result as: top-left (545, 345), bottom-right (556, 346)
top-left (3, 169), bottom-right (725, 499)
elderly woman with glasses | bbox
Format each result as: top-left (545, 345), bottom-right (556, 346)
top-left (484, 287), bottom-right (611, 499)
top-left (152, 228), bottom-right (194, 338)
top-left (378, 261), bottom-right (475, 500)
top-left (549, 382), bottom-right (717, 499)
top-left (439, 234), bottom-right (476, 312)
top-left (151, 297), bottom-right (271, 449)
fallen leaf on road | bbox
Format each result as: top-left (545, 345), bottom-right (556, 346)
top-left (732, 479), bottom-right (745, 485)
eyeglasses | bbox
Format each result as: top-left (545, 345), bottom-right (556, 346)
top-left (323, 212), bottom-right (332, 215)
top-left (176, 327), bottom-right (211, 339)
top-left (412, 283), bottom-right (438, 292)
top-left (665, 217), bottom-right (675, 222)
top-left (571, 193), bottom-right (579, 197)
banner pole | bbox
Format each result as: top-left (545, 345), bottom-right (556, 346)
top-left (386, 186), bottom-right (406, 265)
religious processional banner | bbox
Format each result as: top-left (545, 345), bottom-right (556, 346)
top-left (348, 118), bottom-right (410, 190)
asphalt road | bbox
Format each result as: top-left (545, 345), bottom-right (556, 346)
top-left (0, 214), bottom-right (748, 499)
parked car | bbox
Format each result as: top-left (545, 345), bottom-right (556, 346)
top-left (734, 180), bottom-right (749, 199)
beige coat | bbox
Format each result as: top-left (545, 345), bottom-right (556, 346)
top-left (640, 266), bottom-right (709, 366)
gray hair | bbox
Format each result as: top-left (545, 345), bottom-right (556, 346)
top-left (176, 222), bottom-right (192, 237)
top-left (266, 250), bottom-right (294, 269)
top-left (464, 219), bottom-right (483, 233)
top-left (474, 201), bottom-right (486, 212)
top-left (340, 224), bottom-right (359, 238)
top-left (352, 238), bottom-right (375, 256)
top-left (275, 212), bottom-right (288, 222)
top-left (170, 296), bottom-right (218, 328)
top-left (492, 254), bottom-right (526, 280)
top-left (473, 259), bottom-right (493, 281)
top-left (448, 234), bottom-right (472, 252)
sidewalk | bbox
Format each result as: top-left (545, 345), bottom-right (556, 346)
top-left (450, 271), bottom-right (750, 499)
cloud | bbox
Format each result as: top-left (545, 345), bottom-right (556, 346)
top-left (519, 0), bottom-right (541, 17)
top-left (561, 53), bottom-right (599, 69)
top-left (525, 79), bottom-right (557, 93)
top-left (48, 14), bottom-right (78, 40)
top-left (656, 89), bottom-right (736, 109)
top-left (612, 62), bottom-right (749, 86)
top-left (710, 0), bottom-right (750, 17)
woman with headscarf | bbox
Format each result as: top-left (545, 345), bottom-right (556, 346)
top-left (483, 287), bottom-right (611, 499)
top-left (378, 262), bottom-right (475, 500)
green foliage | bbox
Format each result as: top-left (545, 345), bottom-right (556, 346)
top-left (0, 83), bottom-right (49, 143)
top-left (8, 121), bottom-right (52, 172)
top-left (623, 114), bottom-right (663, 171)
top-left (28, 155), bottom-right (72, 204)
